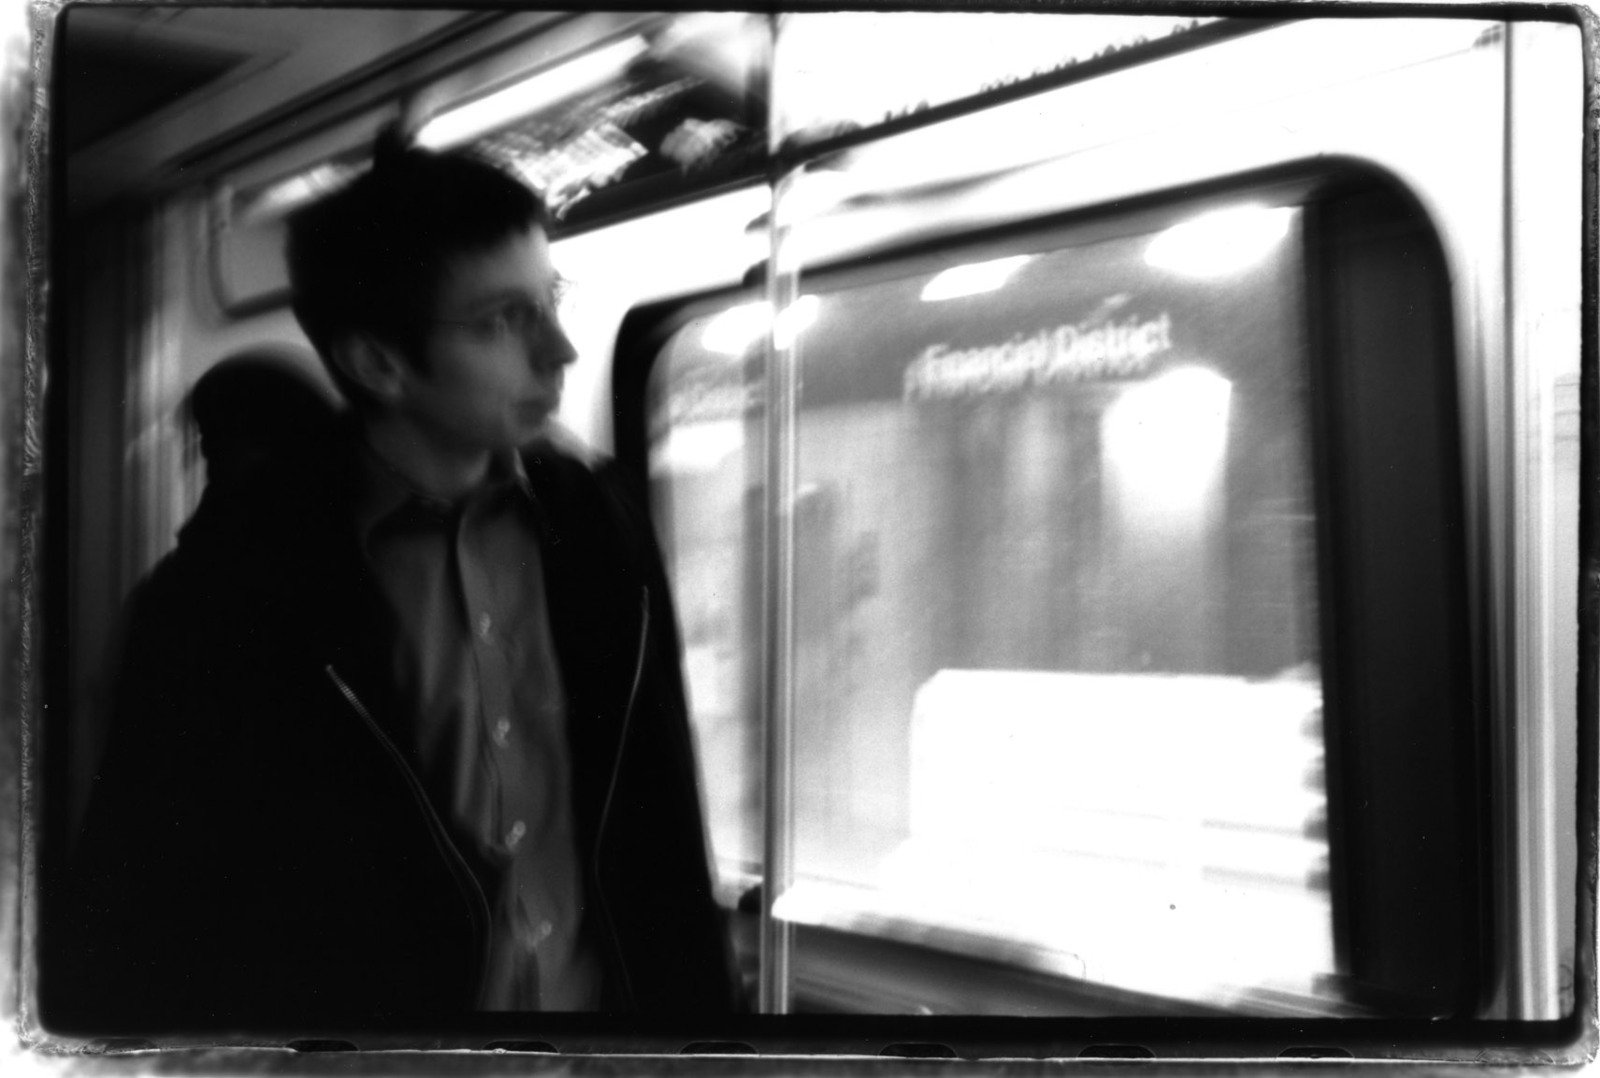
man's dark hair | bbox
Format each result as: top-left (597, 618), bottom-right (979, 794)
top-left (285, 130), bottom-right (550, 407)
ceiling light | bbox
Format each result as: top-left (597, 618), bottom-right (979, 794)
top-left (415, 36), bottom-right (650, 150)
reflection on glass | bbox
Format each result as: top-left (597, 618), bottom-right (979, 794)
top-left (920, 256), bottom-right (1033, 303)
top-left (700, 301), bottom-right (770, 356)
top-left (701, 296), bottom-right (819, 355)
top-left (648, 203), bottom-right (1331, 1014)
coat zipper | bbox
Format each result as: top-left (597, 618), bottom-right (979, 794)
top-left (591, 585), bottom-right (650, 1010)
top-left (323, 664), bottom-right (493, 1000)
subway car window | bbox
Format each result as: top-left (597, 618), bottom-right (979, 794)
top-left (646, 198), bottom-right (1348, 1013)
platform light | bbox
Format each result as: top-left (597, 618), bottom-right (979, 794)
top-left (415, 36), bottom-right (650, 150)
top-left (920, 255), bottom-right (1033, 302)
top-left (1143, 206), bottom-right (1295, 278)
top-left (1103, 365), bottom-right (1233, 513)
top-left (701, 295), bottom-right (820, 356)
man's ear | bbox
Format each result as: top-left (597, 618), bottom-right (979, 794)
top-left (329, 333), bottom-right (409, 405)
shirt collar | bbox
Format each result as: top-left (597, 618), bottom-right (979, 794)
top-left (353, 438), bottom-right (532, 544)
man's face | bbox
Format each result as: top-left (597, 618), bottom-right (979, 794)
top-left (394, 225), bottom-right (577, 456)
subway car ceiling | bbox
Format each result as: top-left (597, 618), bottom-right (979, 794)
top-left (43, 5), bottom-right (1589, 1048)
top-left (61, 7), bottom-right (491, 208)
top-left (61, 8), bottom-right (762, 214)
top-left (60, 10), bottom-right (1253, 219)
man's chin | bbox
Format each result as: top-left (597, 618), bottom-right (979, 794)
top-left (512, 408), bottom-right (554, 442)
top-left (522, 419), bottom-right (593, 463)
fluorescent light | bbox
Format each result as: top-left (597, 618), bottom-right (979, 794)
top-left (920, 256), bottom-right (1032, 302)
top-left (1144, 206), bottom-right (1295, 278)
top-left (415, 36), bottom-right (650, 150)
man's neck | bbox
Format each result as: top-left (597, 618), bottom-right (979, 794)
top-left (360, 415), bottom-right (493, 504)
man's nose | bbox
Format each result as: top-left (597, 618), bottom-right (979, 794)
top-left (529, 321), bottom-right (579, 373)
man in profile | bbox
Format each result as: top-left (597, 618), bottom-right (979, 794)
top-left (66, 134), bottom-right (735, 1025)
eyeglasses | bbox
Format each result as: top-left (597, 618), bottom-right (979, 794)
top-left (432, 278), bottom-right (572, 345)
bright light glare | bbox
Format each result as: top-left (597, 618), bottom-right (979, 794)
top-left (700, 296), bottom-right (820, 356)
top-left (1103, 366), bottom-right (1233, 511)
top-left (775, 295), bottom-right (821, 349)
top-left (651, 418), bottom-right (744, 476)
top-left (701, 303), bottom-right (767, 355)
top-left (920, 256), bottom-right (1033, 302)
top-left (416, 37), bottom-right (650, 150)
top-left (774, 169), bottom-right (854, 227)
top-left (1144, 206), bottom-right (1295, 278)
top-left (877, 668), bottom-right (1333, 1002)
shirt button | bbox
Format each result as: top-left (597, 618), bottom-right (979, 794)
top-left (505, 819), bottom-right (526, 850)
top-left (493, 717), bottom-right (511, 747)
top-left (520, 921), bottom-right (552, 952)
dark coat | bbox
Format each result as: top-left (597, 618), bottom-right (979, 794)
top-left (61, 430), bottom-right (737, 1031)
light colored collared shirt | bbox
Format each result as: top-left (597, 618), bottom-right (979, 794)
top-left (355, 443), bottom-right (603, 1011)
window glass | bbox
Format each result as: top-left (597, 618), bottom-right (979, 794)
top-left (649, 199), bottom-right (1334, 1012)
top-left (781, 206), bottom-right (1327, 1012)
top-left (647, 308), bottom-right (765, 904)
